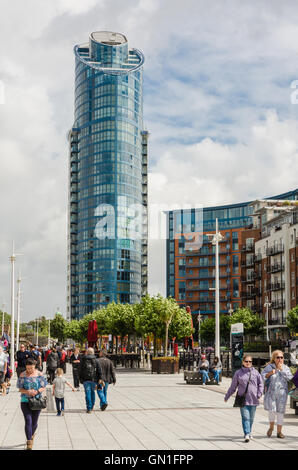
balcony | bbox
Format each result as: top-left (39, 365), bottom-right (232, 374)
top-left (241, 259), bottom-right (255, 268)
top-left (241, 244), bottom-right (254, 253)
top-left (267, 263), bottom-right (285, 274)
top-left (267, 281), bottom-right (285, 291)
top-left (268, 318), bottom-right (286, 326)
top-left (266, 244), bottom-right (284, 256)
top-left (271, 300), bottom-right (285, 310)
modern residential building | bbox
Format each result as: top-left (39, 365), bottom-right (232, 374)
top-left (67, 31), bottom-right (148, 320)
top-left (166, 188), bottom-right (298, 339)
top-left (251, 200), bottom-right (298, 338)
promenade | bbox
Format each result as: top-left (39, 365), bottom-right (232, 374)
top-left (0, 365), bottom-right (297, 451)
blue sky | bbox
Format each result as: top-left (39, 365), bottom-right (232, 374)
top-left (0, 0), bottom-right (298, 320)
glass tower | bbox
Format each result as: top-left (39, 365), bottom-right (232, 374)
top-left (67, 32), bottom-right (148, 320)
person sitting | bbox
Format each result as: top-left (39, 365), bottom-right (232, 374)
top-left (198, 354), bottom-right (210, 385)
top-left (210, 356), bottom-right (222, 385)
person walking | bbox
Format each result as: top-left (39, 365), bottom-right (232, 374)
top-left (210, 356), bottom-right (222, 385)
top-left (70, 347), bottom-right (81, 390)
top-left (0, 345), bottom-right (8, 396)
top-left (58, 346), bottom-right (67, 374)
top-left (261, 350), bottom-right (293, 439)
top-left (96, 350), bottom-right (116, 411)
top-left (79, 347), bottom-right (103, 413)
top-left (29, 345), bottom-right (42, 371)
top-left (52, 368), bottom-right (75, 416)
top-left (17, 358), bottom-right (47, 450)
top-left (224, 355), bottom-right (263, 442)
top-left (46, 346), bottom-right (59, 384)
top-left (16, 344), bottom-right (30, 378)
top-left (198, 354), bottom-right (210, 385)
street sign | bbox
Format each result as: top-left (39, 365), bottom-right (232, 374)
top-left (231, 323), bottom-right (244, 375)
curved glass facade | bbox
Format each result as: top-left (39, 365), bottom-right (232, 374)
top-left (67, 32), bottom-right (148, 319)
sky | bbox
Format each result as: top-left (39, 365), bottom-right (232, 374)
top-left (0, 0), bottom-right (298, 321)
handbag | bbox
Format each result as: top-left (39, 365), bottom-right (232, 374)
top-left (233, 370), bottom-right (252, 408)
top-left (28, 395), bottom-right (47, 410)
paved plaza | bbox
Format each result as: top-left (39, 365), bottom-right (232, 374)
top-left (0, 365), bottom-right (297, 451)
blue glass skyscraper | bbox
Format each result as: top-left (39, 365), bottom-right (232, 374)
top-left (67, 32), bottom-right (148, 319)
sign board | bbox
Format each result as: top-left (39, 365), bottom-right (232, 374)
top-left (231, 323), bottom-right (244, 375)
top-left (231, 323), bottom-right (244, 335)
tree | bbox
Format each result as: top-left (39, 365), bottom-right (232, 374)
top-left (169, 306), bottom-right (193, 341)
top-left (230, 308), bottom-right (265, 337)
top-left (287, 306), bottom-right (298, 334)
top-left (50, 313), bottom-right (67, 343)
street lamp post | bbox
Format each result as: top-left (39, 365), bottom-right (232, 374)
top-left (197, 311), bottom-right (202, 351)
top-left (207, 218), bottom-right (223, 358)
top-left (36, 318), bottom-right (39, 347)
top-left (228, 303), bottom-right (234, 351)
top-left (264, 296), bottom-right (272, 358)
top-left (48, 319), bottom-right (51, 347)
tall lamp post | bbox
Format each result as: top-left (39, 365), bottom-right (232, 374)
top-left (207, 218), bottom-right (223, 358)
top-left (228, 303), bottom-right (234, 350)
top-left (197, 311), bottom-right (202, 351)
top-left (264, 296), bottom-right (272, 358)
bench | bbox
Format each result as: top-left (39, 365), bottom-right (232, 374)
top-left (184, 370), bottom-right (222, 385)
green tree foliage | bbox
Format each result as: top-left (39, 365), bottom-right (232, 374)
top-left (50, 313), bottom-right (67, 342)
top-left (287, 306), bottom-right (298, 334)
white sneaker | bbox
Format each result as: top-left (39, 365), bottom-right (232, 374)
top-left (249, 435), bottom-right (253, 440)
top-left (244, 435), bottom-right (250, 442)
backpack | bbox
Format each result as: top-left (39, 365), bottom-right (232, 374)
top-left (82, 356), bottom-right (97, 382)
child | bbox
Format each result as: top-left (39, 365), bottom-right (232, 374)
top-left (52, 368), bottom-right (75, 416)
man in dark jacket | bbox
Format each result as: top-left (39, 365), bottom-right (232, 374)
top-left (46, 347), bottom-right (59, 384)
top-left (79, 348), bottom-right (102, 413)
top-left (96, 350), bottom-right (116, 411)
top-left (70, 347), bottom-right (81, 390)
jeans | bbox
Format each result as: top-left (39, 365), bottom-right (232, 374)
top-left (55, 397), bottom-right (65, 415)
top-left (199, 370), bottom-right (210, 384)
top-left (240, 405), bottom-right (257, 436)
top-left (211, 369), bottom-right (222, 384)
top-left (21, 403), bottom-right (41, 440)
top-left (83, 381), bottom-right (96, 411)
top-left (97, 382), bottom-right (109, 406)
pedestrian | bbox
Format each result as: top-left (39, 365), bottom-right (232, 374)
top-left (292, 368), bottom-right (298, 388)
top-left (46, 346), bottom-right (59, 384)
top-left (17, 358), bottom-right (47, 450)
top-left (198, 354), bottom-right (210, 385)
top-left (52, 368), bottom-right (75, 416)
top-left (0, 345), bottom-right (8, 396)
top-left (261, 350), bottom-right (293, 439)
top-left (70, 347), bottom-right (81, 390)
top-left (29, 345), bottom-right (42, 371)
top-left (96, 350), bottom-right (116, 411)
top-left (16, 344), bottom-right (30, 378)
top-left (210, 356), bottom-right (222, 385)
top-left (58, 346), bottom-right (67, 374)
top-left (224, 355), bottom-right (263, 442)
top-left (79, 347), bottom-right (103, 413)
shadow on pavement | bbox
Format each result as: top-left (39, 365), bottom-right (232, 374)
top-left (0, 443), bottom-right (25, 450)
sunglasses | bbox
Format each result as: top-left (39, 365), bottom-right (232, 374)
top-left (244, 360), bottom-right (252, 363)
top-left (276, 356), bottom-right (284, 359)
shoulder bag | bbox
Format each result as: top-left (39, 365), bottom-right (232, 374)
top-left (233, 370), bottom-right (252, 408)
top-left (28, 395), bottom-right (47, 410)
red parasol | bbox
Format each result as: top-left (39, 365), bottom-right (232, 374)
top-left (87, 320), bottom-right (98, 348)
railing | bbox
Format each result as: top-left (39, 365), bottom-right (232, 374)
top-left (267, 281), bottom-right (285, 291)
top-left (266, 245), bottom-right (284, 256)
top-left (267, 264), bottom-right (285, 274)
top-left (241, 244), bottom-right (254, 252)
top-left (271, 300), bottom-right (285, 309)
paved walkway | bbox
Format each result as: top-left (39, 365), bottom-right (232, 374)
top-left (0, 365), bottom-right (297, 450)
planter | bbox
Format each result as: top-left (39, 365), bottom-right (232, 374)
top-left (151, 357), bottom-right (179, 374)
